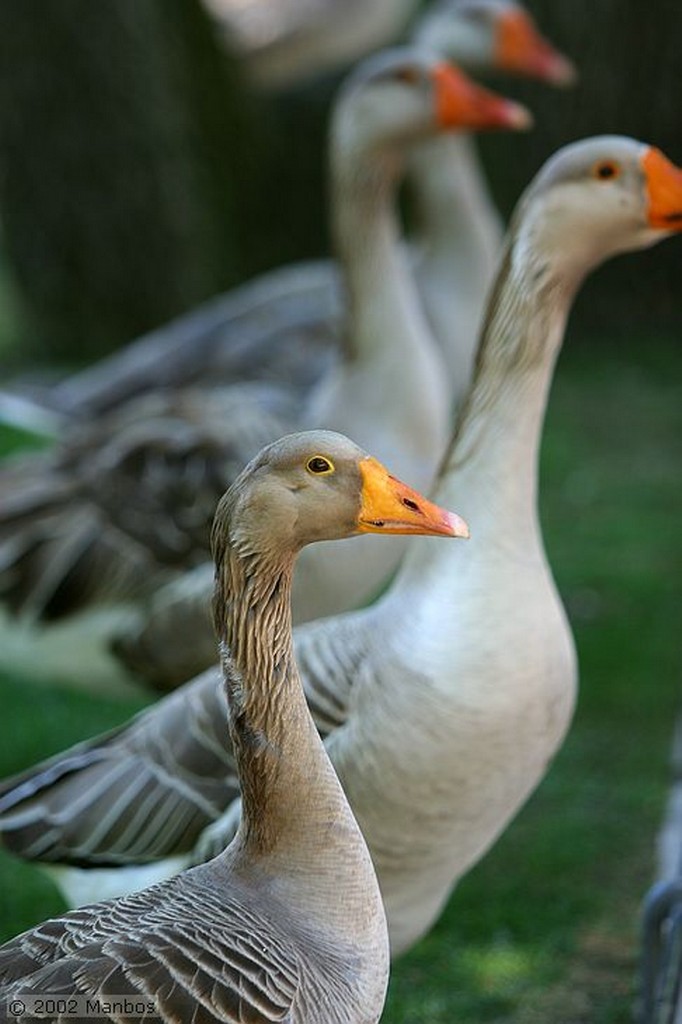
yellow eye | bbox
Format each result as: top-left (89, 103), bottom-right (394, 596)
top-left (593, 160), bottom-right (620, 181)
top-left (306, 455), bottom-right (335, 475)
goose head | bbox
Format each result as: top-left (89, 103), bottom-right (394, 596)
top-left (510, 136), bottom-right (682, 287)
top-left (332, 47), bottom-right (531, 167)
top-left (213, 430), bottom-right (469, 561)
top-left (416, 0), bottom-right (576, 86)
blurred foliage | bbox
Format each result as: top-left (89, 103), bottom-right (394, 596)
top-left (0, 0), bottom-right (680, 363)
top-left (0, 0), bottom-right (262, 362)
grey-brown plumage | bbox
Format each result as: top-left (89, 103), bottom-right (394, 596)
top-left (0, 431), bottom-right (403, 1023)
top-left (47, 262), bottom-right (342, 418)
top-left (0, 385), bottom-right (294, 619)
top-left (0, 3), bottom-right (567, 638)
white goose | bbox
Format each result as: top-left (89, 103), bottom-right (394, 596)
top-left (0, 5), bottom-right (568, 677)
top-left (0, 53), bottom-right (522, 640)
top-left (35, 0), bottom-right (571, 422)
top-left (203, 0), bottom-right (419, 90)
top-left (100, 3), bottom-right (575, 689)
top-left (3, 137), bottom-right (680, 954)
top-left (409, 0), bottom-right (576, 402)
top-left (0, 431), bottom-right (468, 1021)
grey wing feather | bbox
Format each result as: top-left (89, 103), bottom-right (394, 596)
top-left (0, 613), bottom-right (375, 868)
top-left (0, 385), bottom-right (294, 620)
top-left (0, 876), bottom-right (301, 1022)
top-left (0, 671), bottom-right (237, 865)
top-left (296, 610), bottom-right (371, 733)
top-left (49, 261), bottom-right (342, 418)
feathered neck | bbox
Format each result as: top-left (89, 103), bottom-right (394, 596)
top-left (211, 504), bottom-right (374, 900)
top-left (407, 132), bottom-right (504, 403)
top-left (409, 132), bottom-right (502, 267)
top-left (329, 120), bottom-right (442, 374)
top-left (395, 211), bottom-right (583, 584)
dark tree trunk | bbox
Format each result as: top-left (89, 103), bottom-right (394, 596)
top-left (0, 0), bottom-right (256, 362)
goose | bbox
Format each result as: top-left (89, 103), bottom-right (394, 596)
top-left (2, 137), bottom-right (680, 953)
top-left (28, 0), bottom-right (572, 423)
top-left (409, 0), bottom-right (576, 402)
top-left (0, 51), bottom-right (526, 636)
top-left (203, 0), bottom-right (418, 90)
top-left (0, 431), bottom-right (468, 1021)
top-left (62, 1), bottom-right (574, 689)
top-left (110, 0), bottom-right (576, 689)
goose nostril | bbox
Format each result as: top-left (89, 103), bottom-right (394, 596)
top-left (402, 498), bottom-right (420, 512)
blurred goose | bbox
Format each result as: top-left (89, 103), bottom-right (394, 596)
top-left (0, 53), bottom-right (521, 634)
top-left (33, 0), bottom-right (571, 422)
top-left (203, 0), bottom-right (418, 90)
top-left (3, 138), bottom-right (680, 954)
top-left (75, 1), bottom-right (574, 689)
top-left (409, 0), bottom-right (575, 400)
top-left (0, 431), bottom-right (468, 1019)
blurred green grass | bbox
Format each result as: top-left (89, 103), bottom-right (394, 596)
top-left (0, 330), bottom-right (680, 1022)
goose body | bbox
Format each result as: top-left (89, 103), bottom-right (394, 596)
top-left (3, 138), bottom-right (680, 955)
top-left (81, 0), bottom-right (573, 688)
top-left (0, 2), bottom-right (571, 656)
top-left (0, 431), bottom-right (468, 1020)
top-left (2, 51), bottom-right (522, 633)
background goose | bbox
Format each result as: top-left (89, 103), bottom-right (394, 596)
top-left (0, 52), bottom-right (525, 664)
top-left (2, 137), bottom-right (680, 955)
top-left (408, 0), bottom-right (576, 401)
top-left (0, 431), bottom-right (468, 1022)
top-left (203, 0), bottom-right (419, 90)
top-left (25, 0), bottom-right (574, 689)
top-left (76, 4), bottom-right (573, 689)
top-left (21, 0), bottom-right (572, 424)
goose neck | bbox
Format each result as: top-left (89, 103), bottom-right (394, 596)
top-left (407, 133), bottom-right (503, 397)
top-left (330, 143), bottom-right (420, 361)
top-left (213, 535), bottom-right (378, 924)
top-left (403, 234), bottom-right (577, 578)
top-left (409, 133), bottom-right (502, 262)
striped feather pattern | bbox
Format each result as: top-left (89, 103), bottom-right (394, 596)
top-left (0, 386), bottom-right (295, 620)
top-left (0, 672), bottom-right (237, 865)
top-left (0, 871), bottom-right (305, 1022)
top-left (49, 261), bottom-right (342, 418)
top-left (0, 617), bottom-right (368, 868)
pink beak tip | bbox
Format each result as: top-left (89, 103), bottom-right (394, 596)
top-left (446, 511), bottom-right (471, 540)
top-left (546, 54), bottom-right (579, 88)
top-left (506, 101), bottom-right (534, 131)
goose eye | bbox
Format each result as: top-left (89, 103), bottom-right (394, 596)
top-left (306, 455), bottom-right (334, 475)
top-left (594, 161), bottom-right (620, 181)
top-left (393, 67), bottom-right (420, 86)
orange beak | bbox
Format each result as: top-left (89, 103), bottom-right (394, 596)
top-left (432, 62), bottom-right (532, 132)
top-left (642, 147), bottom-right (682, 231)
top-left (495, 9), bottom-right (577, 86)
top-left (357, 457), bottom-right (469, 539)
